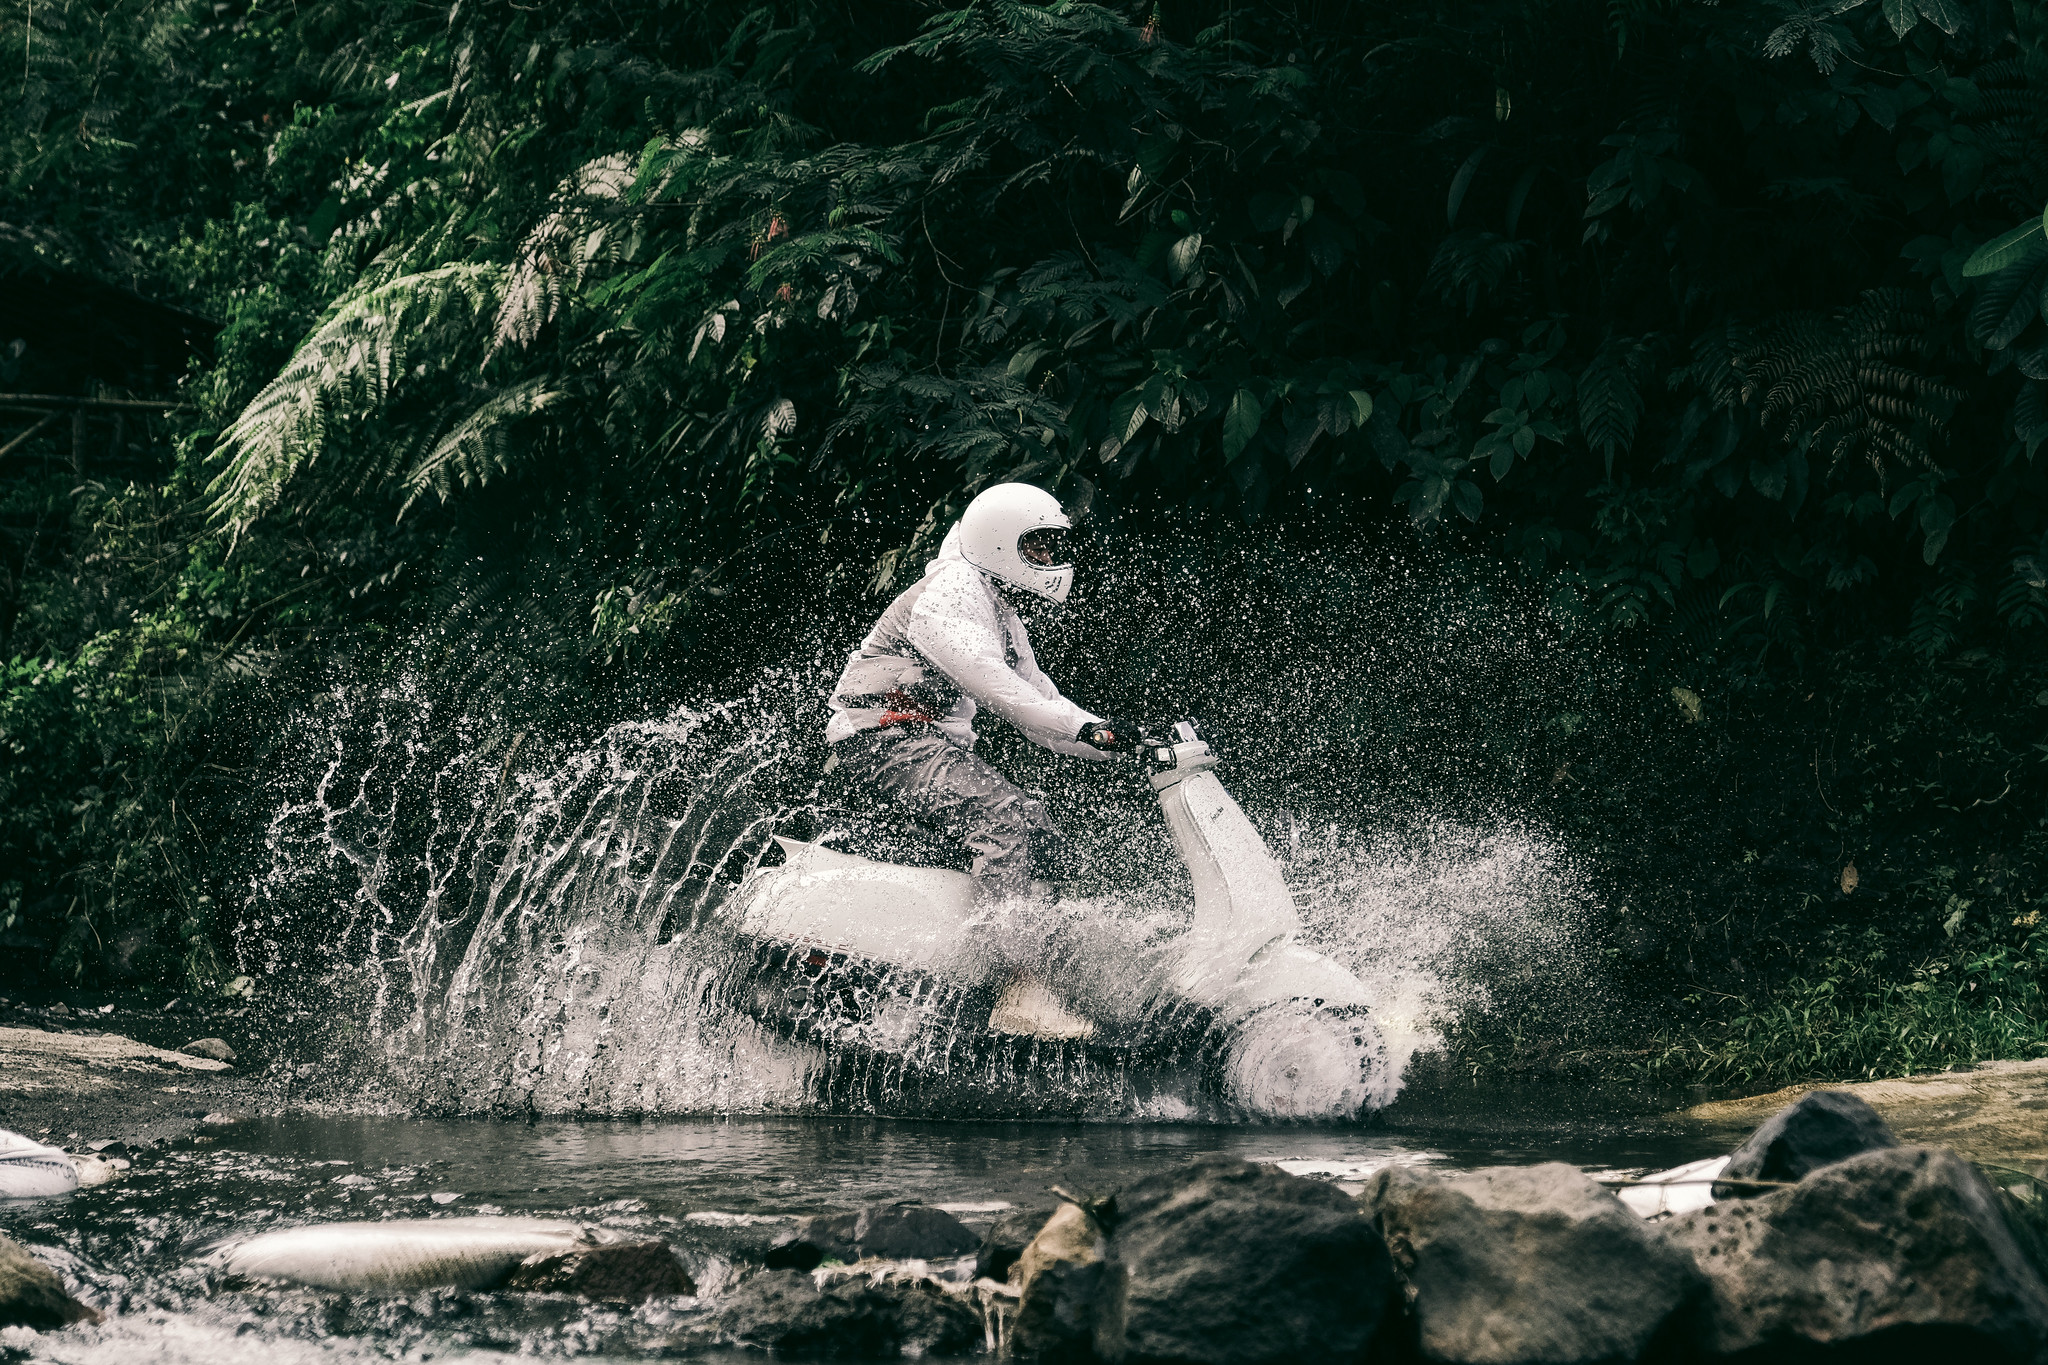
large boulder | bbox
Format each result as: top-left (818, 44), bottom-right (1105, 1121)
top-left (698, 1268), bottom-right (981, 1357)
top-left (0, 1234), bottom-right (99, 1329)
top-left (764, 1202), bottom-right (978, 1270)
top-left (1664, 1144), bottom-right (2048, 1361)
top-left (1093, 1155), bottom-right (1393, 1365)
top-left (502, 1237), bottom-right (694, 1300)
top-left (1362, 1161), bottom-right (1703, 1365)
top-left (1714, 1089), bottom-right (1898, 1198)
top-left (1014, 1202), bottom-right (1109, 1361)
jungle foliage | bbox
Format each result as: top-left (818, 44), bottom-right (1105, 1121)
top-left (9, 0), bottom-right (2048, 1082)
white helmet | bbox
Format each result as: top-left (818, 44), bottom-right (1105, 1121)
top-left (955, 483), bottom-right (1074, 603)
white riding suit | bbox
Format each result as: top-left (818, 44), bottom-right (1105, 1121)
top-left (826, 527), bottom-right (1112, 932)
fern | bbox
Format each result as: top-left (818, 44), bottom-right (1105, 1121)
top-left (1726, 289), bottom-right (1963, 481)
top-left (1579, 336), bottom-right (1651, 473)
top-left (492, 156), bottom-right (636, 357)
top-left (399, 380), bottom-right (567, 512)
top-left (1427, 230), bottom-right (1528, 314)
top-left (210, 263), bottom-right (502, 531)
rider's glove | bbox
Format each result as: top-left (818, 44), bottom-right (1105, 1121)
top-left (1077, 720), bottom-right (1137, 753)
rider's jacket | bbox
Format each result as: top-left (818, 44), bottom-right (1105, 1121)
top-left (825, 526), bottom-right (1107, 758)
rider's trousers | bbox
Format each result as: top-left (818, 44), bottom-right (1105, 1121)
top-left (829, 726), bottom-right (1063, 901)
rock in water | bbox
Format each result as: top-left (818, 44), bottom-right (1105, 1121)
top-left (978, 1206), bottom-right (1052, 1283)
top-left (1363, 1161), bottom-right (1704, 1365)
top-left (701, 1269), bottom-right (980, 1357)
top-left (215, 1216), bottom-right (588, 1291)
top-left (0, 1129), bottom-right (80, 1199)
top-left (763, 1202), bottom-right (978, 1270)
top-left (502, 1239), bottom-right (695, 1301)
top-left (179, 1037), bottom-right (236, 1063)
top-left (1715, 1088), bottom-right (1898, 1197)
top-left (853, 1202), bottom-right (978, 1260)
top-left (1094, 1155), bottom-right (1393, 1365)
top-left (0, 1234), bottom-right (99, 1329)
top-left (1014, 1202), bottom-right (1109, 1360)
top-left (1665, 1145), bottom-right (2048, 1361)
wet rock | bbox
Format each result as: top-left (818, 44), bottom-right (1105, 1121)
top-left (1714, 1088), bottom-right (1898, 1197)
top-left (1014, 1201), bottom-right (1108, 1361)
top-left (1665, 1144), bottom-right (2048, 1361)
top-left (179, 1037), bottom-right (236, 1063)
top-left (978, 1206), bottom-right (1052, 1282)
top-left (69, 1153), bottom-right (128, 1188)
top-left (45, 1003), bottom-right (69, 1018)
top-left (1363, 1160), bottom-right (1704, 1365)
top-left (763, 1202), bottom-right (978, 1270)
top-left (503, 1238), bottom-right (695, 1301)
top-left (1094, 1155), bottom-right (1394, 1365)
top-left (216, 1215), bottom-right (590, 1291)
top-left (0, 1234), bottom-right (100, 1329)
top-left (701, 1268), bottom-right (981, 1357)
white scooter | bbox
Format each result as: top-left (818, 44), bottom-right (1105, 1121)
top-left (725, 722), bottom-right (1388, 1118)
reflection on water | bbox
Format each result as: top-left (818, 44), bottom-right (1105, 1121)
top-left (0, 1110), bottom-right (1729, 1364)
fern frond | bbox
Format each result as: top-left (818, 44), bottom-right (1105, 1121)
top-left (1721, 288), bottom-right (1956, 482)
top-left (1579, 337), bottom-right (1646, 468)
top-left (399, 380), bottom-right (567, 512)
top-left (209, 263), bottom-right (503, 532)
top-left (492, 155), bottom-right (636, 356)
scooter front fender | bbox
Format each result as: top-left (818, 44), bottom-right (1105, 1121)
top-left (1213, 938), bottom-right (1375, 1024)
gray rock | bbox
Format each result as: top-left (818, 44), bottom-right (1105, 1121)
top-left (978, 1206), bottom-right (1052, 1283)
top-left (0, 1234), bottom-right (99, 1329)
top-left (700, 1268), bottom-right (980, 1357)
top-left (1363, 1161), bottom-right (1704, 1365)
top-left (1094, 1154), bottom-right (1393, 1365)
top-left (502, 1238), bottom-right (695, 1301)
top-left (764, 1202), bottom-right (977, 1270)
top-left (1715, 1089), bottom-right (1898, 1198)
top-left (1666, 1144), bottom-right (2048, 1361)
top-left (1014, 1201), bottom-right (1109, 1361)
top-left (179, 1037), bottom-right (236, 1063)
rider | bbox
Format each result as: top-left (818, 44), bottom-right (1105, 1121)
top-left (824, 483), bottom-right (1134, 1029)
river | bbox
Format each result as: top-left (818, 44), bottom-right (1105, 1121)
top-left (1, 1094), bottom-right (1736, 1363)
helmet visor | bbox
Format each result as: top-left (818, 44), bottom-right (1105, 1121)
top-left (1018, 527), bottom-right (1072, 569)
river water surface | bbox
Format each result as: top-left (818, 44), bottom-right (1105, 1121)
top-left (1, 1103), bottom-right (1735, 1364)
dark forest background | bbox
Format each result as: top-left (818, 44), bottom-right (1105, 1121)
top-left (8, 0), bottom-right (2048, 1087)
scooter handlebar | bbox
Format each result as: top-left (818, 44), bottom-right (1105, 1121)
top-left (1139, 720), bottom-right (1218, 781)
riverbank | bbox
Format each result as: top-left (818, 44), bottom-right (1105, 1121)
top-left (0, 994), bottom-right (264, 1148)
top-left (1681, 1058), bottom-right (2048, 1165)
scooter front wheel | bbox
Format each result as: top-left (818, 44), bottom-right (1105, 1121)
top-left (1220, 1000), bottom-right (1387, 1120)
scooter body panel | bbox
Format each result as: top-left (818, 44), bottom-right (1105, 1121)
top-left (1156, 767), bottom-right (1303, 1007)
top-left (731, 836), bottom-right (981, 980)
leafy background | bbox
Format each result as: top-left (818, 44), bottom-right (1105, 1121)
top-left (10, 0), bottom-right (2048, 1086)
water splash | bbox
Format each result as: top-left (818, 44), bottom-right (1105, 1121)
top-left (236, 661), bottom-right (1598, 1121)
top-left (1285, 816), bottom-right (1601, 1079)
